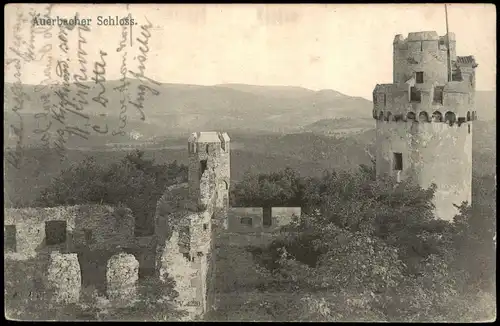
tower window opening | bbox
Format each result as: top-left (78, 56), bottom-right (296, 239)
top-left (203, 223), bottom-right (208, 231)
top-left (263, 207), bottom-right (272, 227)
top-left (433, 86), bottom-right (444, 104)
top-left (467, 111), bottom-right (471, 121)
top-left (199, 160), bottom-right (207, 180)
top-left (45, 220), bottom-right (67, 245)
top-left (221, 141), bottom-right (226, 151)
top-left (84, 229), bottom-right (93, 244)
top-left (410, 87), bottom-right (421, 102)
top-left (468, 124), bottom-right (471, 134)
top-left (206, 144), bottom-right (209, 154)
top-left (5, 225), bottom-right (17, 253)
top-left (240, 217), bottom-right (253, 226)
top-left (416, 72), bottom-right (424, 84)
top-left (383, 94), bottom-right (387, 107)
top-left (420, 41), bottom-right (423, 52)
top-left (393, 153), bottom-right (403, 171)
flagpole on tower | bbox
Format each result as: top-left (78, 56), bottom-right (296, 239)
top-left (445, 4), bottom-right (452, 82)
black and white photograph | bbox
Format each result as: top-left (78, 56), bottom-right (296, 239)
top-left (4, 3), bottom-right (496, 322)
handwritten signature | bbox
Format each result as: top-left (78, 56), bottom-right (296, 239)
top-left (5, 7), bottom-right (31, 169)
top-left (128, 17), bottom-right (161, 121)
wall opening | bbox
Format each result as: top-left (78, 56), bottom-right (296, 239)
top-left (84, 229), bottom-right (94, 244)
top-left (45, 220), bottom-right (67, 245)
top-left (467, 111), bottom-right (471, 121)
top-left (263, 207), bottom-right (272, 227)
top-left (445, 112), bottom-right (456, 125)
top-left (378, 111), bottom-right (384, 120)
top-left (240, 217), bottom-right (253, 226)
top-left (221, 141), bottom-right (226, 151)
top-left (383, 94), bottom-right (386, 107)
top-left (393, 114), bottom-right (404, 122)
top-left (199, 160), bottom-right (207, 180)
top-left (203, 223), bottom-right (208, 231)
top-left (433, 86), bottom-right (444, 104)
top-left (5, 225), bottom-right (16, 253)
top-left (393, 152), bottom-right (403, 171)
top-left (385, 112), bottom-right (392, 122)
top-left (206, 144), bottom-right (209, 154)
top-left (407, 112), bottom-right (416, 121)
top-left (468, 124), bottom-right (471, 134)
top-left (418, 112), bottom-right (429, 123)
top-left (410, 87), bottom-right (421, 102)
top-left (416, 72), bottom-right (424, 84)
top-left (432, 111), bottom-right (443, 122)
top-left (183, 253), bottom-right (190, 261)
top-left (197, 252), bottom-right (203, 257)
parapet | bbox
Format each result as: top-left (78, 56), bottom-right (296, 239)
top-left (407, 31), bottom-right (440, 41)
top-left (188, 131), bottom-right (230, 154)
top-left (189, 132), bottom-right (230, 144)
top-left (393, 31), bottom-right (455, 51)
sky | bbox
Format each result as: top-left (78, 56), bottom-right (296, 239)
top-left (4, 3), bottom-right (496, 99)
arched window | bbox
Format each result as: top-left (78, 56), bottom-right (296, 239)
top-left (385, 112), bottom-right (392, 122)
top-left (444, 111), bottom-right (456, 125)
top-left (378, 111), bottom-right (384, 121)
top-left (432, 111), bottom-right (443, 122)
top-left (466, 111), bottom-right (471, 121)
top-left (418, 111), bottom-right (429, 123)
top-left (407, 112), bottom-right (416, 121)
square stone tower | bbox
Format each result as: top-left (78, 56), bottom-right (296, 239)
top-left (373, 31), bottom-right (478, 221)
top-left (187, 131), bottom-right (231, 225)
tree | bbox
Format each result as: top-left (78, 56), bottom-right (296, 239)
top-left (35, 151), bottom-right (188, 236)
top-left (230, 167), bottom-right (306, 208)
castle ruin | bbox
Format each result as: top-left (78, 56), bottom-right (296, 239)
top-left (373, 31), bottom-right (478, 221)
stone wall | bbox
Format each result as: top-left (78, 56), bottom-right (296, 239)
top-left (4, 205), bottom-right (136, 260)
top-left (227, 207), bottom-right (300, 233)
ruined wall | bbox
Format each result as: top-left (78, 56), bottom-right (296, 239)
top-left (227, 207), bottom-right (300, 234)
top-left (157, 132), bottom-right (230, 319)
top-left (4, 205), bottom-right (136, 260)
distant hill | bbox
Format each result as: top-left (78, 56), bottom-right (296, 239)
top-left (4, 80), bottom-right (373, 140)
top-left (5, 119), bottom-right (495, 208)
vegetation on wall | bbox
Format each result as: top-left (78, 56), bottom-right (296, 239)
top-left (33, 150), bottom-right (188, 236)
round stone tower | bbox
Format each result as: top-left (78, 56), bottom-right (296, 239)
top-left (373, 31), bottom-right (478, 221)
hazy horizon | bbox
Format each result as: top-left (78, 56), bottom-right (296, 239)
top-left (5, 4), bottom-right (496, 100)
